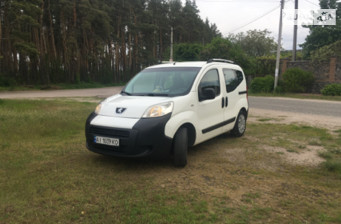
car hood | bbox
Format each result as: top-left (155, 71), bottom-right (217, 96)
top-left (98, 94), bottom-right (171, 119)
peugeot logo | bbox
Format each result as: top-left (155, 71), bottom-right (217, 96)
top-left (116, 107), bottom-right (126, 114)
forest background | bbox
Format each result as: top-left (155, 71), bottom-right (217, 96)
top-left (0, 0), bottom-right (340, 87)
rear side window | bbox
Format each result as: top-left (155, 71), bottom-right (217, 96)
top-left (223, 69), bottom-right (244, 93)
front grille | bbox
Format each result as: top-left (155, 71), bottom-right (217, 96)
top-left (89, 126), bottom-right (130, 138)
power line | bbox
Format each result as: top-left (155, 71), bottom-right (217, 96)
top-left (226, 4), bottom-right (280, 34)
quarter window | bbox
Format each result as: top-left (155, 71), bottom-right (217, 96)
top-left (223, 69), bottom-right (244, 93)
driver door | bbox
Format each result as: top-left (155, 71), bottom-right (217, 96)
top-left (196, 68), bottom-right (225, 143)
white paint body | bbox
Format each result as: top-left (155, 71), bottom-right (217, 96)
top-left (91, 61), bottom-right (249, 146)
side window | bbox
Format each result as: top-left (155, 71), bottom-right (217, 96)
top-left (223, 69), bottom-right (243, 93)
top-left (236, 71), bottom-right (244, 83)
top-left (198, 69), bottom-right (220, 101)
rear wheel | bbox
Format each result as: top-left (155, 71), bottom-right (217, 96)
top-left (173, 127), bottom-right (188, 167)
top-left (231, 111), bottom-right (246, 137)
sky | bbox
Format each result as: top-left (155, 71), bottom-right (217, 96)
top-left (182, 0), bottom-right (322, 50)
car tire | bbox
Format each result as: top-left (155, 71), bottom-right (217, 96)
top-left (231, 111), bottom-right (246, 137)
top-left (173, 127), bottom-right (188, 167)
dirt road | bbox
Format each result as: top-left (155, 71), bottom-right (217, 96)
top-left (248, 97), bottom-right (341, 130)
top-left (249, 96), bottom-right (341, 117)
top-left (0, 87), bottom-right (123, 99)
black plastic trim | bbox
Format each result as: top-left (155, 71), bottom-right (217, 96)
top-left (239, 91), bottom-right (247, 95)
top-left (202, 117), bottom-right (236, 134)
top-left (85, 113), bottom-right (173, 159)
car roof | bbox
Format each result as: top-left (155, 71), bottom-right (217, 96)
top-left (148, 61), bottom-right (207, 68)
top-left (147, 61), bottom-right (243, 71)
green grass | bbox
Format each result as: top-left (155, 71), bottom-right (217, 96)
top-left (321, 130), bottom-right (341, 174)
top-left (257, 118), bottom-right (276, 122)
top-left (1, 99), bottom-right (341, 223)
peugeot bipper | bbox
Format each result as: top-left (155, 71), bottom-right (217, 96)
top-left (85, 59), bottom-right (249, 167)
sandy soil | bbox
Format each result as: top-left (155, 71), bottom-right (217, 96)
top-left (248, 108), bottom-right (341, 131)
top-left (248, 108), bottom-right (340, 167)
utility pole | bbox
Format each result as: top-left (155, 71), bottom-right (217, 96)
top-left (292, 0), bottom-right (298, 61)
top-left (274, 0), bottom-right (285, 90)
top-left (0, 1), bottom-right (3, 59)
top-left (170, 27), bottom-right (174, 62)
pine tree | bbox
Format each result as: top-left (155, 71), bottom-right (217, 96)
top-left (0, 0), bottom-right (222, 85)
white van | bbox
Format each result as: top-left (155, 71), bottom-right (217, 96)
top-left (85, 59), bottom-right (248, 167)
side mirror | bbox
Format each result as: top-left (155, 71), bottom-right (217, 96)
top-left (202, 88), bottom-right (216, 100)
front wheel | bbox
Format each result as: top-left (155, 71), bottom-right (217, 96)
top-left (173, 127), bottom-right (188, 167)
top-left (231, 111), bottom-right (247, 137)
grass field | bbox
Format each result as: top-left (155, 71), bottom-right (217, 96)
top-left (0, 99), bottom-right (340, 224)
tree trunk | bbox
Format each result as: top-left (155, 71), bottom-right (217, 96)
top-left (19, 54), bottom-right (28, 84)
top-left (33, 28), bottom-right (40, 83)
top-left (108, 40), bottom-right (113, 81)
top-left (121, 29), bottom-right (126, 81)
top-left (0, 8), bottom-right (2, 60)
top-left (159, 27), bottom-right (163, 62)
top-left (60, 10), bottom-right (68, 82)
top-left (115, 15), bottom-right (122, 83)
top-left (133, 12), bottom-right (138, 74)
top-left (73, 0), bottom-right (77, 27)
top-left (128, 30), bottom-right (132, 77)
top-left (48, 0), bottom-right (57, 59)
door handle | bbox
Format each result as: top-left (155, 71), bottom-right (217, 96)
top-left (222, 97), bottom-right (228, 108)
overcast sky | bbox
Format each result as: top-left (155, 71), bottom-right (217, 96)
top-left (182, 0), bottom-right (322, 50)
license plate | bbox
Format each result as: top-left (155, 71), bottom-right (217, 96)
top-left (94, 136), bottom-right (119, 147)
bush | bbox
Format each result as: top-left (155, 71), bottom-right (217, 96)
top-left (323, 160), bottom-right (341, 174)
top-left (0, 75), bottom-right (17, 87)
top-left (282, 68), bottom-right (314, 93)
top-left (321, 83), bottom-right (341, 96)
top-left (250, 75), bottom-right (274, 93)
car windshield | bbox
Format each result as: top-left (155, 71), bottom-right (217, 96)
top-left (122, 67), bottom-right (201, 96)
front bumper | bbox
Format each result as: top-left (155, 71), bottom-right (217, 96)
top-left (85, 113), bottom-right (173, 159)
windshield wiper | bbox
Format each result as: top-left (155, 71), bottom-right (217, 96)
top-left (122, 92), bottom-right (169, 97)
top-left (121, 90), bottom-right (132, 96)
top-left (146, 93), bottom-right (169, 96)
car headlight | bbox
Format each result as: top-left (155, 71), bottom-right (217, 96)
top-left (142, 102), bottom-right (173, 118)
top-left (95, 103), bottom-right (102, 114)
